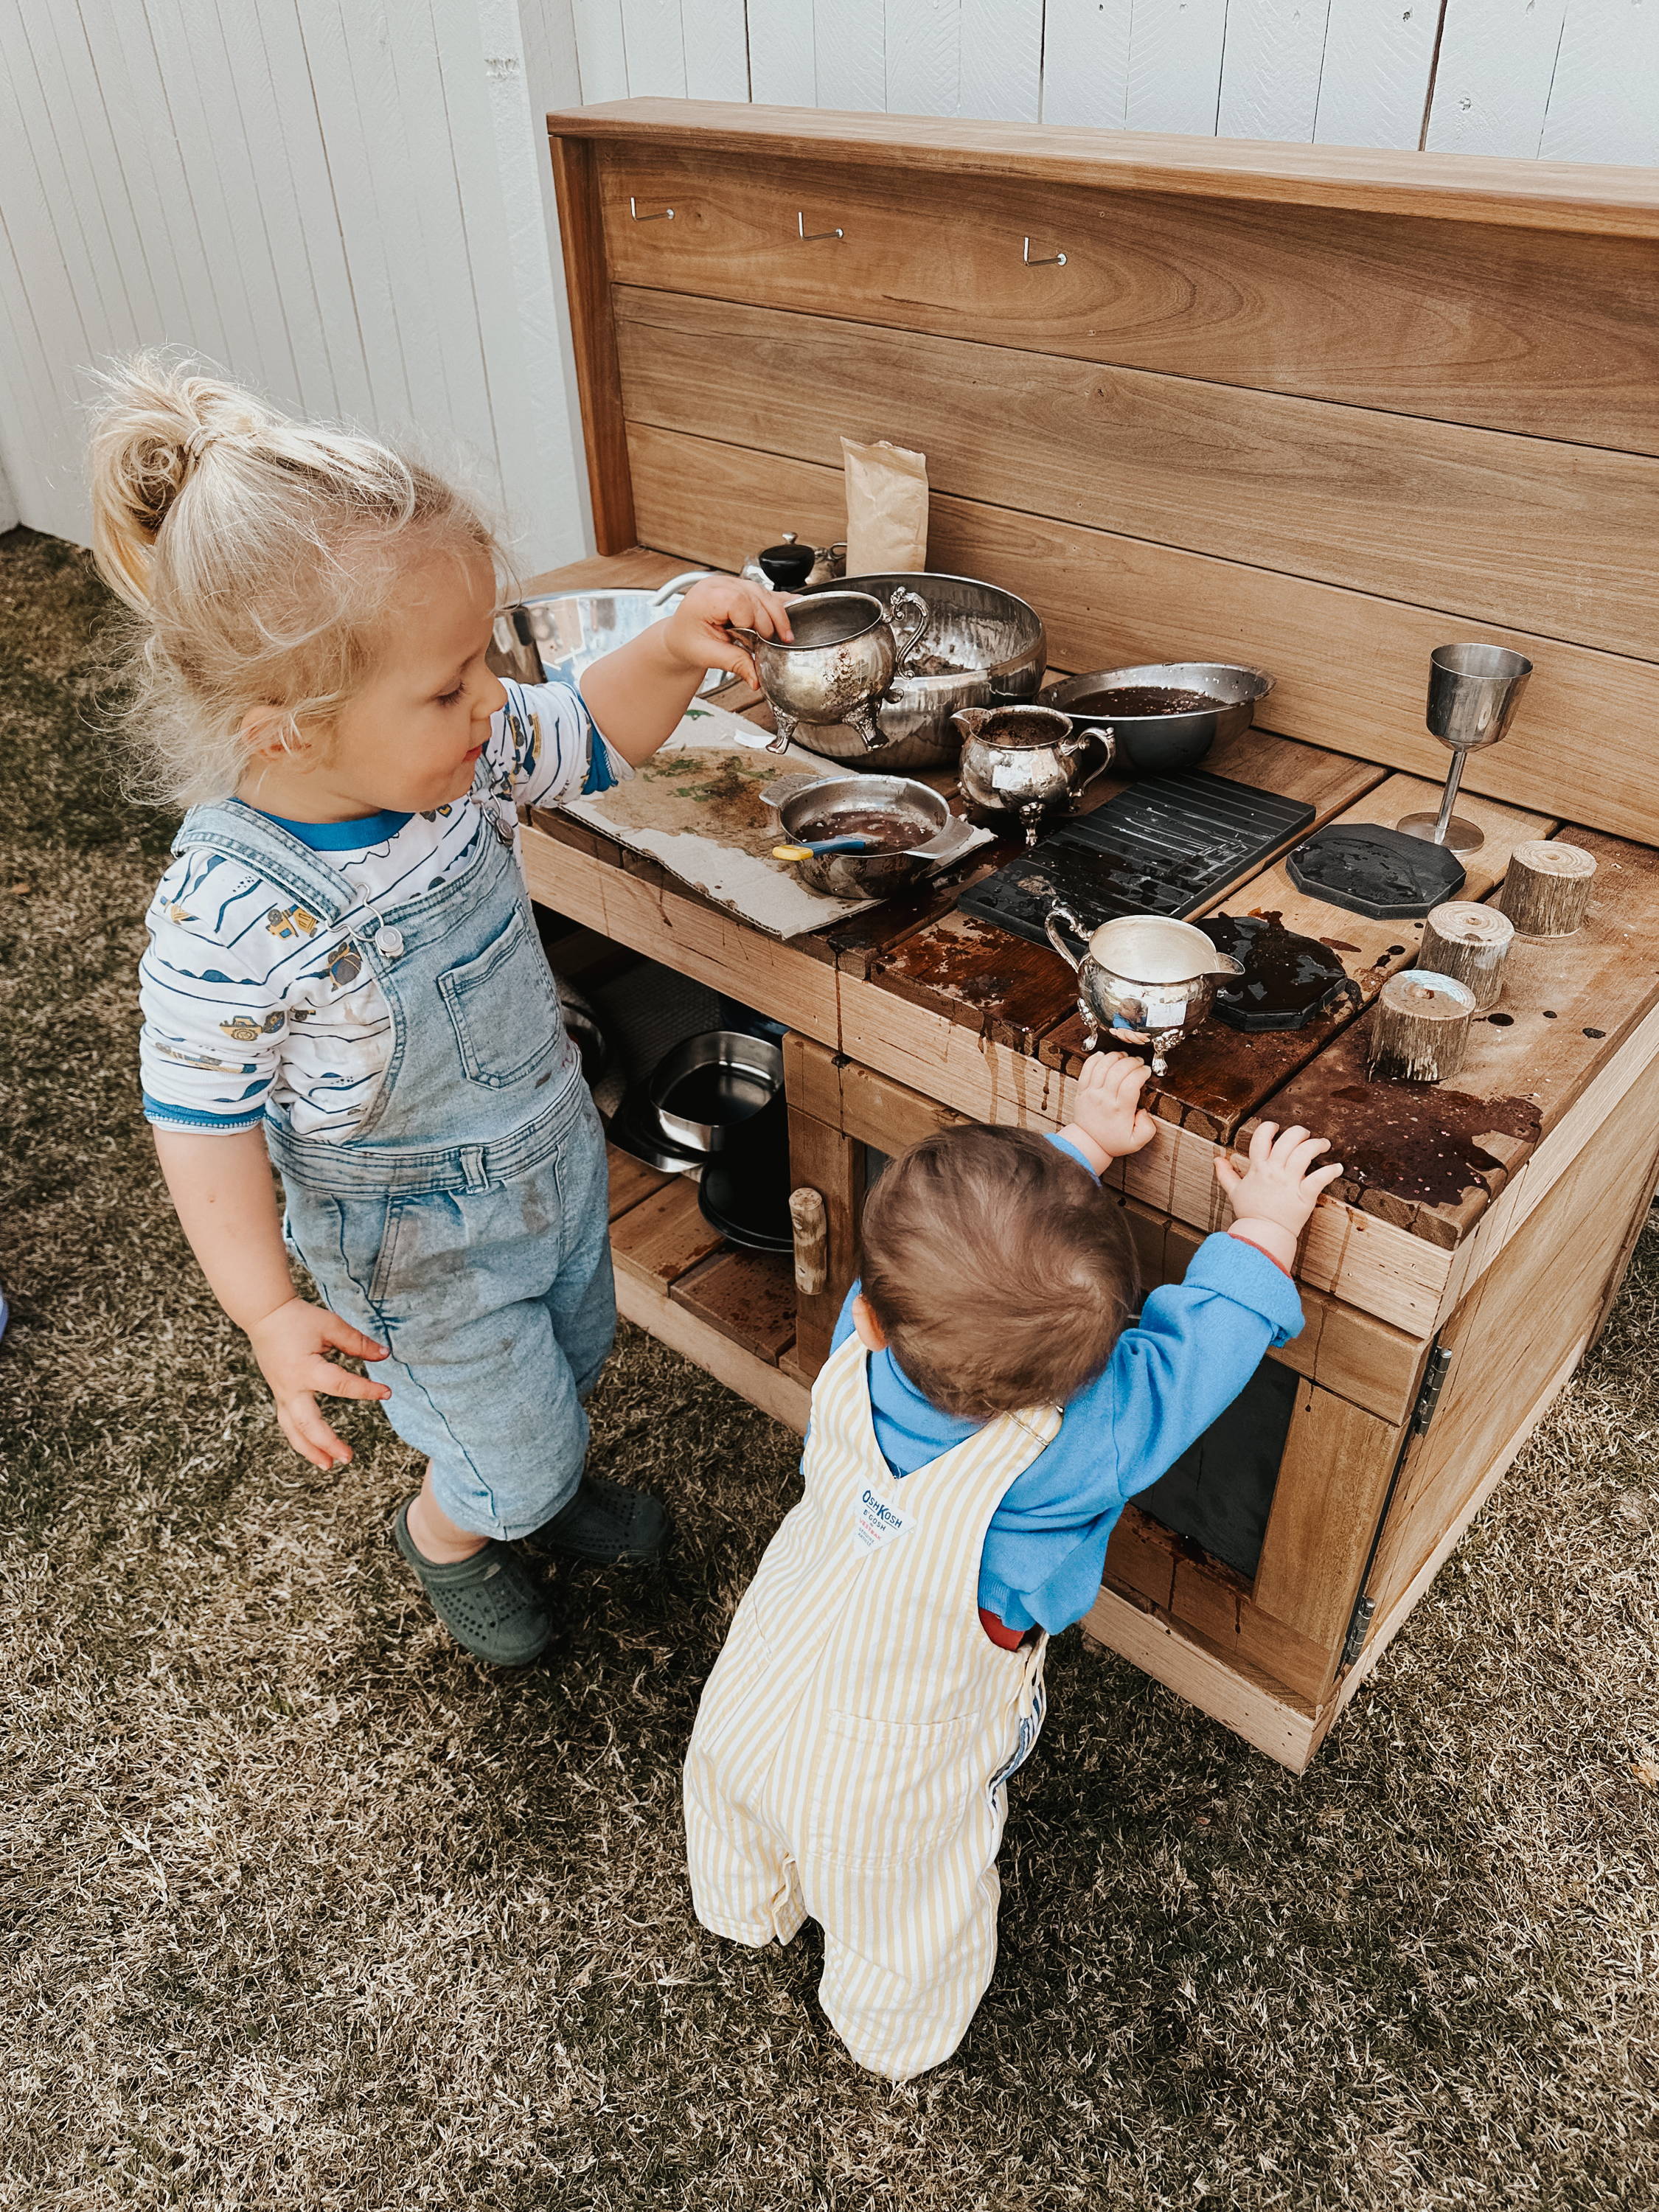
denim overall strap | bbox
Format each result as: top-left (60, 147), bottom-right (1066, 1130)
top-left (174, 799), bottom-right (358, 925)
top-left (180, 790), bottom-right (578, 1178)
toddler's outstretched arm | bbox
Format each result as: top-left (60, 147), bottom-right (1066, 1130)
top-left (580, 575), bottom-right (796, 763)
top-left (153, 1127), bottom-right (390, 1469)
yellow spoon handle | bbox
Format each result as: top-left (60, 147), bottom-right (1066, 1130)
top-left (772, 844), bottom-right (815, 863)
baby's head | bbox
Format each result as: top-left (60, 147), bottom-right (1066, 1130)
top-left (88, 353), bottom-right (503, 813)
top-left (858, 1125), bottom-right (1140, 1419)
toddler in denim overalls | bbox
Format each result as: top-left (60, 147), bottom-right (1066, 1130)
top-left (100, 354), bottom-right (792, 1666)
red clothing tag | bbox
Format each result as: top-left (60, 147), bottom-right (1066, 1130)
top-left (978, 1605), bottom-right (1029, 1650)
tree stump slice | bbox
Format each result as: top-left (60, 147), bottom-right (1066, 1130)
top-left (1497, 841), bottom-right (1597, 939)
top-left (1367, 970), bottom-right (1478, 1084)
top-left (789, 1186), bottom-right (829, 1295)
top-left (1419, 901), bottom-right (1515, 1010)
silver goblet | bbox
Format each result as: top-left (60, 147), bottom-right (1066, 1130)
top-left (1397, 642), bottom-right (1533, 855)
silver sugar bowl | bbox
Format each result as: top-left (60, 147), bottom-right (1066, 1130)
top-left (735, 588), bottom-right (930, 752)
top-left (1043, 911), bottom-right (1244, 1074)
top-left (950, 705), bottom-right (1113, 846)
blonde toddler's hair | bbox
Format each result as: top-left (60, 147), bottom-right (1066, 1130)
top-left (88, 353), bottom-right (499, 809)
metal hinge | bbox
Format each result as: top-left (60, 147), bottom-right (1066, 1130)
top-left (1340, 1593), bottom-right (1376, 1670)
top-left (1410, 1343), bottom-right (1454, 1434)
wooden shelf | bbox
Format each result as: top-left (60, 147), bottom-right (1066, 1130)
top-left (607, 1144), bottom-right (810, 1433)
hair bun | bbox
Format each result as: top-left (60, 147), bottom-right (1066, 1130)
top-left (88, 354), bottom-right (267, 607)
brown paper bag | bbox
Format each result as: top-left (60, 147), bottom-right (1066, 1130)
top-left (841, 437), bottom-right (928, 574)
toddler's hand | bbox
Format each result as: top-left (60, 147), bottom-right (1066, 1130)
top-left (246, 1295), bottom-right (390, 1471)
top-left (1065, 1051), bottom-right (1158, 1166)
top-left (1214, 1121), bottom-right (1344, 1240)
top-left (663, 576), bottom-right (795, 689)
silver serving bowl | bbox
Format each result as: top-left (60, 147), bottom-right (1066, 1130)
top-left (795, 572), bottom-right (1046, 771)
top-left (761, 771), bottom-right (980, 901)
top-left (647, 1030), bottom-right (785, 1155)
top-left (743, 588), bottom-right (929, 754)
top-left (490, 571), bottom-right (726, 695)
top-left (1041, 662), bottom-right (1273, 774)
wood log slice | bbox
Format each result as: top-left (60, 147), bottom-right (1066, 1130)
top-left (1367, 970), bottom-right (1478, 1085)
top-left (789, 1185), bottom-right (829, 1295)
top-left (1419, 901), bottom-right (1516, 1009)
top-left (1496, 840), bottom-right (1597, 939)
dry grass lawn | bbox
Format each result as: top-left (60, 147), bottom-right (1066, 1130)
top-left (1, 524), bottom-right (1656, 2211)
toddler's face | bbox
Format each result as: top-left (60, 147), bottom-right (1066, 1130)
top-left (324, 548), bottom-right (507, 814)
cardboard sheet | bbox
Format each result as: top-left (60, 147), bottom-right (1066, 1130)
top-left (559, 698), bottom-right (990, 939)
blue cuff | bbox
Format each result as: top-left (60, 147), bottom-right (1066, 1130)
top-left (1046, 1131), bottom-right (1101, 1181)
top-left (1185, 1231), bottom-right (1304, 1343)
top-left (581, 734), bottom-right (621, 794)
top-left (142, 1093), bottom-right (266, 1133)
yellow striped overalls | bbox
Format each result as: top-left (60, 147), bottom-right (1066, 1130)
top-left (684, 1332), bottom-right (1062, 2080)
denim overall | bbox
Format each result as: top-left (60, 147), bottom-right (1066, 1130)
top-left (173, 796), bottom-right (615, 1540)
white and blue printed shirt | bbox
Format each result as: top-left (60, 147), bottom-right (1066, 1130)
top-left (139, 679), bottom-right (623, 1144)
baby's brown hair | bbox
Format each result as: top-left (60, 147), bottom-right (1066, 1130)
top-left (859, 1125), bottom-right (1140, 1420)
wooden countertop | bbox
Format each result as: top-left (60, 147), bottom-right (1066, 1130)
top-left (514, 549), bottom-right (1659, 1335)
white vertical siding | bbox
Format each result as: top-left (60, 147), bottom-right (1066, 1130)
top-left (564, 0), bottom-right (1659, 162)
top-left (0, 0), bottom-right (588, 569)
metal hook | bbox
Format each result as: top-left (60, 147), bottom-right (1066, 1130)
top-left (629, 197), bottom-right (674, 222)
top-left (1023, 235), bottom-right (1067, 266)
top-left (797, 209), bottom-right (844, 242)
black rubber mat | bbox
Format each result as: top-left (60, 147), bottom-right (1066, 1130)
top-left (956, 771), bottom-right (1316, 947)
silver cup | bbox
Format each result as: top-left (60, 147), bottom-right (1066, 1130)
top-left (1398, 643), bottom-right (1533, 854)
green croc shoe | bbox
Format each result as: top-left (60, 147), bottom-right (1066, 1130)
top-left (392, 1503), bottom-right (554, 1668)
top-left (533, 1472), bottom-right (669, 1567)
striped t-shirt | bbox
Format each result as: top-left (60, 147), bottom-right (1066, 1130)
top-left (139, 678), bottom-right (621, 1144)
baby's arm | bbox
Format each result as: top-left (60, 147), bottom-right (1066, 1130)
top-left (154, 1127), bottom-right (389, 1470)
top-left (579, 576), bottom-right (797, 764)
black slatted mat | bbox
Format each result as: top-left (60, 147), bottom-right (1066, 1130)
top-left (956, 772), bottom-right (1316, 946)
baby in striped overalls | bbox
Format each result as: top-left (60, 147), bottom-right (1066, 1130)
top-left (685, 1052), bottom-right (1342, 2080)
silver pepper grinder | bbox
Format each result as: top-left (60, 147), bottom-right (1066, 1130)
top-left (1397, 642), bottom-right (1533, 855)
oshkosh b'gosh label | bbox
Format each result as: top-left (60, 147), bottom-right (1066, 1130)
top-left (852, 1484), bottom-right (914, 1558)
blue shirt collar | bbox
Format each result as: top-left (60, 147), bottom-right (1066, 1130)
top-left (251, 806), bottom-right (413, 850)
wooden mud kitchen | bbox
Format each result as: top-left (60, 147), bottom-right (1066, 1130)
top-left (514, 100), bottom-right (1659, 1770)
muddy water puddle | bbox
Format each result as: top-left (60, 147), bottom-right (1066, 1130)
top-left (1319, 1082), bottom-right (1543, 1208)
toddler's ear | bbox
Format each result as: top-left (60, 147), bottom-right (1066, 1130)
top-left (240, 703), bottom-right (304, 762)
top-left (852, 1294), bottom-right (888, 1352)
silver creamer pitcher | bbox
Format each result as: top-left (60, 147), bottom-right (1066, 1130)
top-left (1044, 910), bottom-right (1244, 1074)
top-left (951, 704), bottom-right (1112, 845)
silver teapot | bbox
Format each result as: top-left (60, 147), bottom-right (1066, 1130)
top-left (735, 588), bottom-right (929, 752)
top-left (1043, 910), bottom-right (1244, 1074)
top-left (951, 705), bottom-right (1112, 846)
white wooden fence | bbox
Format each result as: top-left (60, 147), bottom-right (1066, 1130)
top-left (574, 0), bottom-right (1659, 155)
top-left (1, 0), bottom-right (1655, 561)
top-left (0, 0), bottom-right (590, 564)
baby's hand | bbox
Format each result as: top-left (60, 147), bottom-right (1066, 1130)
top-left (1214, 1121), bottom-right (1344, 1240)
top-left (246, 1295), bottom-right (390, 1471)
top-left (1065, 1051), bottom-right (1158, 1165)
top-left (663, 576), bottom-right (795, 689)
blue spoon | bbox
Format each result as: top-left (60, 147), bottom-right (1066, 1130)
top-left (772, 834), bottom-right (875, 860)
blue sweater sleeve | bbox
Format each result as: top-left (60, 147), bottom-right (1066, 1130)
top-left (981, 1232), bottom-right (1304, 1635)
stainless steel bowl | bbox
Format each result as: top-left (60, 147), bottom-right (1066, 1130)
top-left (796, 572), bottom-right (1046, 771)
top-left (761, 771), bottom-right (980, 900)
top-left (647, 1031), bottom-right (785, 1155)
top-left (490, 571), bottom-right (727, 695)
top-left (1041, 662), bottom-right (1273, 774)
